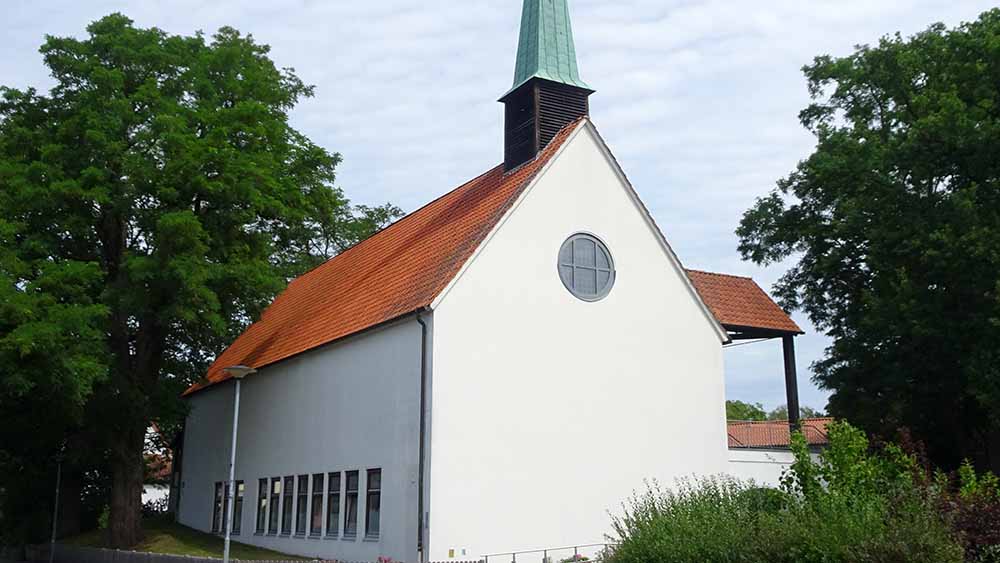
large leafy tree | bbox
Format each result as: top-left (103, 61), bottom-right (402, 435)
top-left (0, 14), bottom-right (400, 546)
top-left (738, 10), bottom-right (1000, 471)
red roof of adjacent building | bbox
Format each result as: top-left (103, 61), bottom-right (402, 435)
top-left (727, 418), bottom-right (832, 449)
top-left (685, 269), bottom-right (802, 334)
top-left (184, 119), bottom-right (584, 396)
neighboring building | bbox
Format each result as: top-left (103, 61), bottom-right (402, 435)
top-left (727, 418), bottom-right (832, 487)
top-left (173, 1), bottom-right (805, 561)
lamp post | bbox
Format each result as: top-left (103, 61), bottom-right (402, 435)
top-left (222, 365), bottom-right (256, 563)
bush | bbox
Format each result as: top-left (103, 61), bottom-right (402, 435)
top-left (606, 421), bottom-right (965, 563)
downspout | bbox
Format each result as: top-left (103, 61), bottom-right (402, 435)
top-left (416, 311), bottom-right (429, 562)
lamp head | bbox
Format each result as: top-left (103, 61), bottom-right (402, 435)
top-left (223, 365), bottom-right (257, 380)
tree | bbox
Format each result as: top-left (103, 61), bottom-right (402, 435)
top-left (766, 404), bottom-right (825, 421)
top-left (737, 9), bottom-right (1000, 471)
top-left (726, 400), bottom-right (767, 421)
top-left (0, 14), bottom-right (400, 546)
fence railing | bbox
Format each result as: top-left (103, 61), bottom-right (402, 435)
top-left (21, 542), bottom-right (614, 563)
top-left (481, 543), bottom-right (614, 563)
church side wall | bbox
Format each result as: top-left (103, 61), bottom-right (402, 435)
top-left (428, 125), bottom-right (730, 560)
top-left (177, 318), bottom-right (423, 562)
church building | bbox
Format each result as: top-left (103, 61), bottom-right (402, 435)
top-left (173, 0), bottom-right (803, 561)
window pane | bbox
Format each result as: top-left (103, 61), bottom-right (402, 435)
top-left (282, 476), bottom-right (293, 534)
top-left (344, 494), bottom-right (358, 536)
top-left (326, 472), bottom-right (341, 536)
top-left (574, 238), bottom-right (596, 267)
top-left (222, 483), bottom-right (230, 534)
top-left (234, 481), bottom-right (244, 535)
top-left (296, 475), bottom-right (308, 535)
top-left (365, 469), bottom-right (381, 538)
top-left (597, 247), bottom-right (610, 269)
top-left (598, 270), bottom-right (611, 291)
top-left (344, 471), bottom-right (359, 536)
top-left (257, 479), bottom-right (268, 533)
top-left (575, 267), bottom-right (597, 294)
top-left (269, 477), bottom-right (280, 533)
top-left (212, 483), bottom-right (223, 533)
top-left (559, 242), bottom-right (573, 265)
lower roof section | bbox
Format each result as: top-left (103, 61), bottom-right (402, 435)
top-left (728, 418), bottom-right (832, 449)
top-left (685, 269), bottom-right (803, 336)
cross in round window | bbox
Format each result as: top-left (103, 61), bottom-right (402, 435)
top-left (558, 233), bottom-right (615, 301)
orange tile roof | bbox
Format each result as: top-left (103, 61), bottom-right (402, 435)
top-left (184, 119), bottom-right (584, 396)
top-left (727, 417), bottom-right (832, 448)
top-left (685, 269), bottom-right (802, 334)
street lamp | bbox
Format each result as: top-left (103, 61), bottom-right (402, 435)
top-left (222, 365), bottom-right (256, 563)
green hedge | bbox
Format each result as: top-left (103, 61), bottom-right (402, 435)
top-left (606, 422), bottom-right (966, 563)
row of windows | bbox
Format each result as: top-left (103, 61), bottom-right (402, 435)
top-left (211, 469), bottom-right (382, 541)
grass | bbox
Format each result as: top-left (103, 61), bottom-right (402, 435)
top-left (64, 515), bottom-right (309, 560)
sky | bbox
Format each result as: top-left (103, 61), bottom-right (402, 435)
top-left (3, 0), bottom-right (995, 413)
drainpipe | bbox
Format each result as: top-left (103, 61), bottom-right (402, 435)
top-left (416, 312), bottom-right (429, 562)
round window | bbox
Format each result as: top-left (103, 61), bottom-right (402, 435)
top-left (558, 233), bottom-right (615, 301)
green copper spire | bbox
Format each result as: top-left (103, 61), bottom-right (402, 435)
top-left (506, 0), bottom-right (591, 96)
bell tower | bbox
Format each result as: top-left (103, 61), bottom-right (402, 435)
top-left (501, 0), bottom-right (594, 171)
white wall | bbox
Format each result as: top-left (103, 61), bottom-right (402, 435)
top-left (727, 449), bottom-right (796, 488)
top-left (727, 448), bottom-right (821, 488)
top-left (177, 318), bottom-right (423, 562)
top-left (427, 124), bottom-right (730, 561)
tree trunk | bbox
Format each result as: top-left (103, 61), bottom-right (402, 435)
top-left (57, 470), bottom-right (83, 539)
top-left (107, 422), bottom-right (145, 548)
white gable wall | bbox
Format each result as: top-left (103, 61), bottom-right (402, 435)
top-left (428, 124), bottom-right (730, 560)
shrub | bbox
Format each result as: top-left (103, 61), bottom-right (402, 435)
top-left (941, 461), bottom-right (1000, 562)
top-left (605, 421), bottom-right (964, 563)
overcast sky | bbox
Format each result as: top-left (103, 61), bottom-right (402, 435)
top-left (4, 0), bottom-right (995, 412)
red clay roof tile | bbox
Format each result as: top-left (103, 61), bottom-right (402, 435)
top-left (685, 269), bottom-right (802, 334)
top-left (184, 119), bottom-right (584, 396)
top-left (727, 418), bottom-right (832, 448)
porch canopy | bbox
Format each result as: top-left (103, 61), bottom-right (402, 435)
top-left (685, 270), bottom-right (806, 428)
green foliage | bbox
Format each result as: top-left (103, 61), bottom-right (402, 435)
top-left (726, 401), bottom-right (826, 422)
top-left (0, 13), bottom-right (401, 545)
top-left (736, 8), bottom-right (1000, 471)
top-left (766, 404), bottom-right (825, 420)
top-left (606, 422), bottom-right (964, 563)
top-left (725, 399), bottom-right (767, 421)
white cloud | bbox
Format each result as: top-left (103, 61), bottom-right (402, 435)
top-left (2, 0), bottom-right (994, 411)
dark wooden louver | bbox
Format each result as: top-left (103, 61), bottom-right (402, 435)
top-left (501, 78), bottom-right (593, 171)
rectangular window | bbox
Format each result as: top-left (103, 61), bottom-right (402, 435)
top-left (365, 469), bottom-right (381, 539)
top-left (326, 472), bottom-right (341, 538)
top-left (256, 479), bottom-right (268, 534)
top-left (344, 470), bottom-right (359, 538)
top-left (268, 477), bottom-right (281, 534)
top-left (281, 476), bottom-right (293, 535)
top-left (212, 482), bottom-right (223, 533)
top-left (222, 482), bottom-right (231, 533)
top-left (233, 481), bottom-right (245, 535)
top-left (295, 475), bottom-right (308, 536)
top-left (310, 473), bottom-right (324, 536)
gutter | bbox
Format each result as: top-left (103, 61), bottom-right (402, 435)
top-left (415, 310), bottom-right (430, 561)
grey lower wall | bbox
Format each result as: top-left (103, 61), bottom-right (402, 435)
top-left (177, 318), bottom-right (424, 562)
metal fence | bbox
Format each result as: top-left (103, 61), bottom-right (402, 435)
top-left (481, 543), bottom-right (613, 563)
top-left (21, 543), bottom-right (612, 563)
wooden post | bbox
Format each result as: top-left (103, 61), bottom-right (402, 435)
top-left (782, 335), bottom-right (800, 431)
